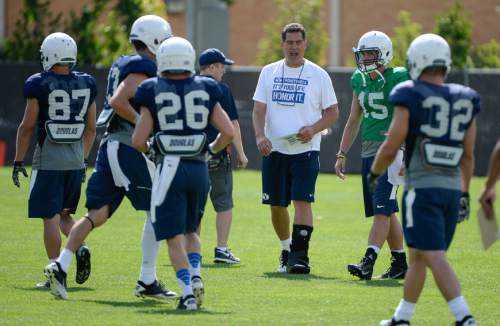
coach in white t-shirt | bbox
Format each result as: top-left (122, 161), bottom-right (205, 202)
top-left (252, 22), bottom-right (339, 274)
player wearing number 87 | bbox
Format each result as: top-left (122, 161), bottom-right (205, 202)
top-left (335, 31), bottom-right (409, 280)
top-left (13, 32), bottom-right (97, 291)
top-left (373, 34), bottom-right (479, 325)
top-left (132, 37), bottom-right (234, 310)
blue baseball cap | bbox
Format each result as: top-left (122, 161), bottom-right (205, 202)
top-left (198, 48), bottom-right (234, 66)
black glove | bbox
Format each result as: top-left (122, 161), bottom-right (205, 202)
top-left (458, 192), bottom-right (470, 223)
top-left (82, 159), bottom-right (89, 183)
top-left (367, 171), bottom-right (380, 194)
top-left (12, 161), bottom-right (28, 188)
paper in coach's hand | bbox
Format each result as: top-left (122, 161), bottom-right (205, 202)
top-left (477, 206), bottom-right (499, 250)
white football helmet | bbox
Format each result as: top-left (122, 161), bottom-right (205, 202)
top-left (157, 37), bottom-right (196, 74)
top-left (129, 15), bottom-right (172, 54)
top-left (406, 33), bottom-right (451, 80)
top-left (40, 32), bottom-right (77, 71)
top-left (353, 31), bottom-right (393, 72)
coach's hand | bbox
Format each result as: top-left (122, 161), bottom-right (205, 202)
top-left (367, 171), bottom-right (380, 194)
top-left (236, 152), bottom-right (248, 168)
top-left (297, 126), bottom-right (314, 143)
top-left (256, 136), bottom-right (272, 156)
top-left (12, 161), bottom-right (28, 188)
top-left (458, 192), bottom-right (470, 223)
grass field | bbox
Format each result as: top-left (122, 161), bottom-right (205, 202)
top-left (0, 167), bottom-right (499, 325)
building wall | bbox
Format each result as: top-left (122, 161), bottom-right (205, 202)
top-left (3, 0), bottom-right (499, 66)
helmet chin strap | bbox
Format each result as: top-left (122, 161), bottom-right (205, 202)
top-left (371, 68), bottom-right (386, 90)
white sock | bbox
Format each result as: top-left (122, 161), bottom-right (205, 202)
top-left (448, 296), bottom-right (471, 322)
top-left (57, 248), bottom-right (74, 274)
top-left (139, 213), bottom-right (159, 285)
top-left (394, 299), bottom-right (416, 321)
top-left (391, 249), bottom-right (405, 253)
top-left (281, 238), bottom-right (291, 251)
top-left (368, 245), bottom-right (381, 254)
top-left (48, 258), bottom-right (56, 264)
top-left (216, 246), bottom-right (228, 252)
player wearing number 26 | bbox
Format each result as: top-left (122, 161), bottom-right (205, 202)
top-left (373, 34), bottom-right (479, 326)
top-left (13, 32), bottom-right (97, 287)
top-left (132, 37), bottom-right (234, 310)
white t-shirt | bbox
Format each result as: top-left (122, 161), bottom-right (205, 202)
top-left (253, 59), bottom-right (338, 154)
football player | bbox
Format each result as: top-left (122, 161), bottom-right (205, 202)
top-left (44, 15), bottom-right (175, 301)
top-left (335, 31), bottom-right (408, 280)
top-left (132, 37), bottom-right (234, 310)
top-left (373, 34), bottom-right (478, 326)
top-left (13, 32), bottom-right (96, 289)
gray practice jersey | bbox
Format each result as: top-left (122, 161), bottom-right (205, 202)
top-left (389, 80), bottom-right (480, 190)
top-left (23, 71), bottom-right (97, 170)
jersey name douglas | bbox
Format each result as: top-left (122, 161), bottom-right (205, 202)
top-left (351, 67), bottom-right (410, 147)
top-left (390, 80), bottom-right (480, 190)
top-left (23, 71), bottom-right (97, 170)
top-left (98, 54), bottom-right (156, 146)
top-left (134, 75), bottom-right (223, 158)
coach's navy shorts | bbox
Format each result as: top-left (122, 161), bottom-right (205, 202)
top-left (261, 151), bottom-right (320, 207)
top-left (152, 159), bottom-right (209, 241)
top-left (29, 169), bottom-right (83, 219)
top-left (402, 188), bottom-right (460, 251)
top-left (86, 141), bottom-right (153, 217)
top-left (362, 156), bottom-right (399, 217)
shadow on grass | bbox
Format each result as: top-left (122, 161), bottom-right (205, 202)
top-left (337, 278), bottom-right (403, 287)
top-left (79, 298), bottom-right (167, 308)
top-left (15, 286), bottom-right (95, 293)
top-left (203, 263), bottom-right (242, 269)
top-left (261, 272), bottom-right (337, 281)
top-left (136, 308), bottom-right (231, 316)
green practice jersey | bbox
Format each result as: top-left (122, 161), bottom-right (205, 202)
top-left (351, 67), bottom-right (410, 144)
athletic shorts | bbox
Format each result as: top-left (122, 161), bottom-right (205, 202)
top-left (402, 188), bottom-right (460, 251)
top-left (28, 169), bottom-right (83, 219)
top-left (85, 140), bottom-right (154, 217)
top-left (361, 156), bottom-right (399, 217)
top-left (261, 151), bottom-right (320, 207)
top-left (151, 159), bottom-right (210, 241)
top-left (208, 156), bottom-right (233, 212)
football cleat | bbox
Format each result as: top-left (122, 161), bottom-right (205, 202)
top-left (177, 294), bottom-right (198, 310)
top-left (379, 255), bottom-right (407, 280)
top-left (35, 280), bottom-right (50, 289)
top-left (75, 245), bottom-right (91, 284)
top-left (347, 256), bottom-right (375, 280)
top-left (134, 280), bottom-right (177, 300)
top-left (277, 250), bottom-right (289, 273)
top-left (191, 276), bottom-right (204, 307)
top-left (287, 250), bottom-right (310, 274)
top-left (44, 261), bottom-right (68, 300)
top-left (380, 318), bottom-right (410, 325)
top-left (214, 247), bottom-right (240, 264)
top-left (456, 315), bottom-right (477, 326)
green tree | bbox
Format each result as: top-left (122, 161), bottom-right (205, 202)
top-left (391, 11), bottom-right (422, 67)
top-left (0, 0), bottom-right (168, 67)
top-left (470, 39), bottom-right (500, 68)
top-left (256, 0), bottom-right (328, 66)
top-left (0, 0), bottom-right (62, 62)
top-left (433, 1), bottom-right (472, 68)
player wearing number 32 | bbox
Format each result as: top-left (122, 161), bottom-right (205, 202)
top-left (132, 37), bottom-right (234, 310)
top-left (13, 32), bottom-right (96, 288)
top-left (373, 34), bottom-right (479, 326)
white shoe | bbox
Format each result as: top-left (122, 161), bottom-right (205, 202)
top-left (44, 262), bottom-right (68, 300)
top-left (191, 276), bottom-right (204, 307)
